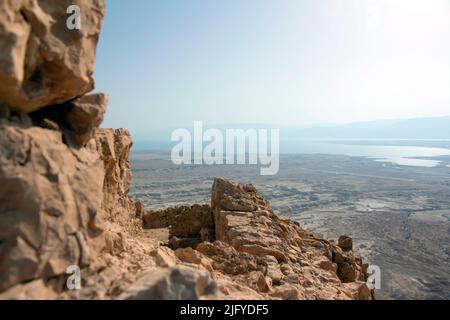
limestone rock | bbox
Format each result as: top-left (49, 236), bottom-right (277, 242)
top-left (175, 247), bottom-right (202, 264)
top-left (95, 128), bottom-right (141, 235)
top-left (211, 178), bottom-right (268, 213)
top-left (197, 241), bottom-right (258, 275)
top-left (144, 204), bottom-right (214, 240)
top-left (0, 117), bottom-right (104, 292)
top-left (150, 247), bottom-right (177, 268)
top-left (66, 93), bottom-right (108, 147)
top-left (0, 279), bottom-right (57, 300)
top-left (343, 282), bottom-right (372, 300)
top-left (119, 267), bottom-right (221, 300)
top-left (0, 116), bottom-right (142, 296)
top-left (246, 271), bottom-right (271, 293)
top-left (338, 235), bottom-right (353, 251)
top-left (337, 261), bottom-right (357, 283)
top-left (190, 178), bottom-right (373, 300)
top-left (174, 247), bottom-right (214, 272)
top-left (0, 0), bottom-right (106, 112)
top-left (0, 0), bottom-right (144, 299)
top-left (211, 178), bottom-right (304, 260)
top-left (269, 284), bottom-right (304, 300)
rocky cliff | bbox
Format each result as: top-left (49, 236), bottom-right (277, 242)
top-left (0, 1), bottom-right (373, 300)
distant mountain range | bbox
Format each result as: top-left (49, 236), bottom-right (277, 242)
top-left (132, 116), bottom-right (450, 150)
top-left (282, 116), bottom-right (450, 140)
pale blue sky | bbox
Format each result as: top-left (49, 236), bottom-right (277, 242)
top-left (95, 0), bottom-right (450, 135)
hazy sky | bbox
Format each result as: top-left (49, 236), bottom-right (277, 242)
top-left (95, 0), bottom-right (450, 134)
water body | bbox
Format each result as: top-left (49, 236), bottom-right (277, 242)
top-left (134, 139), bottom-right (450, 168)
top-left (374, 157), bottom-right (441, 167)
top-left (281, 139), bottom-right (450, 167)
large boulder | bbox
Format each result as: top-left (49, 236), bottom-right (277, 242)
top-left (211, 178), bottom-right (268, 213)
top-left (0, 0), bottom-right (106, 112)
top-left (66, 93), bottom-right (108, 147)
top-left (211, 178), bottom-right (300, 258)
top-left (338, 235), bottom-right (353, 251)
top-left (119, 266), bottom-right (221, 300)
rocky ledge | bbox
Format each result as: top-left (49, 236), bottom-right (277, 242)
top-left (140, 178), bottom-right (373, 300)
top-left (0, 0), bottom-right (372, 300)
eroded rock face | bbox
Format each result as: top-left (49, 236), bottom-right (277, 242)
top-left (0, 0), bottom-right (143, 299)
top-left (0, 0), bottom-right (106, 112)
top-left (0, 0), bottom-right (141, 294)
top-left (0, 114), bottom-right (145, 296)
top-left (0, 115), bottom-right (104, 292)
top-left (95, 128), bottom-right (142, 235)
top-left (0, 0), bottom-right (126, 295)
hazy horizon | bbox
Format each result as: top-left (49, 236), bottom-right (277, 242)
top-left (117, 115), bottom-right (450, 143)
top-left (95, 0), bottom-right (450, 134)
